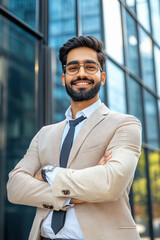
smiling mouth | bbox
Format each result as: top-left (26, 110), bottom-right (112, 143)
top-left (71, 80), bottom-right (94, 86)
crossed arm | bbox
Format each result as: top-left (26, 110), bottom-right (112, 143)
top-left (34, 150), bottom-right (112, 204)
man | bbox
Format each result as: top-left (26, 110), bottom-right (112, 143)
top-left (7, 36), bottom-right (142, 240)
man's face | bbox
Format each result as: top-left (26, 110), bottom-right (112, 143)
top-left (61, 47), bottom-right (106, 102)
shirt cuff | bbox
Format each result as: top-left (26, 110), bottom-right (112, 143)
top-left (45, 167), bottom-right (62, 185)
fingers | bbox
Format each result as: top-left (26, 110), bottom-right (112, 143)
top-left (70, 198), bottom-right (85, 204)
top-left (98, 150), bottom-right (112, 165)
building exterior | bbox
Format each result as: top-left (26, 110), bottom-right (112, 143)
top-left (0, 0), bottom-right (160, 239)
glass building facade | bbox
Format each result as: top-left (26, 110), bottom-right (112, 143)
top-left (0, 0), bottom-right (160, 239)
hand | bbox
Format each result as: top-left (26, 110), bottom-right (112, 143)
top-left (34, 167), bottom-right (44, 181)
top-left (97, 150), bottom-right (112, 165)
top-left (71, 150), bottom-right (112, 204)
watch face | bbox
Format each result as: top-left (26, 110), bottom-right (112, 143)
top-left (43, 164), bottom-right (55, 171)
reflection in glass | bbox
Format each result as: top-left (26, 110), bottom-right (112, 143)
top-left (79, 0), bottom-right (105, 102)
top-left (150, 0), bottom-right (160, 46)
top-left (0, 15), bottom-right (37, 239)
top-left (79, 0), bottom-right (101, 38)
top-left (136, 0), bottom-right (150, 32)
top-left (0, 0), bottom-right (37, 29)
top-left (125, 11), bottom-right (140, 76)
top-left (154, 46), bottom-right (160, 97)
top-left (106, 60), bottom-right (126, 113)
top-left (139, 28), bottom-right (155, 91)
top-left (144, 90), bottom-right (159, 149)
top-left (103, 0), bottom-right (124, 64)
top-left (148, 151), bottom-right (160, 238)
top-left (127, 76), bottom-right (144, 140)
top-left (126, 0), bottom-right (136, 13)
top-left (49, 0), bottom-right (76, 122)
top-left (133, 149), bottom-right (150, 239)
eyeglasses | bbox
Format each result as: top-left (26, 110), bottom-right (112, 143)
top-left (63, 61), bottom-right (102, 75)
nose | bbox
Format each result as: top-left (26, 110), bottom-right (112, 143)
top-left (78, 65), bottom-right (87, 76)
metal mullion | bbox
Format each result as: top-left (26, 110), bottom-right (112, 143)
top-left (133, 3), bottom-right (154, 238)
top-left (0, 5), bottom-right (43, 39)
top-left (100, 0), bottom-right (108, 106)
top-left (119, 0), bottom-right (160, 48)
top-left (75, 0), bottom-right (82, 36)
top-left (106, 54), bottom-right (159, 99)
top-left (120, 2), bottom-right (129, 114)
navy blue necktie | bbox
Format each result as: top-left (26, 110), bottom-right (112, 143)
top-left (51, 115), bottom-right (86, 234)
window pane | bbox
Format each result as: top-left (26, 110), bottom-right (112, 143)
top-left (144, 90), bottom-right (159, 148)
top-left (49, 0), bottom-right (76, 122)
top-left (150, 0), bottom-right (160, 46)
top-left (106, 61), bottom-right (126, 113)
top-left (103, 0), bottom-right (124, 64)
top-left (125, 11), bottom-right (140, 76)
top-left (0, 15), bottom-right (37, 239)
top-left (127, 76), bottom-right (144, 140)
top-left (0, 0), bottom-right (37, 29)
top-left (79, 0), bottom-right (104, 102)
top-left (154, 45), bottom-right (160, 97)
top-left (136, 0), bottom-right (150, 32)
top-left (80, 0), bottom-right (101, 38)
top-left (126, 0), bottom-right (136, 13)
top-left (148, 151), bottom-right (160, 238)
top-left (139, 28), bottom-right (155, 91)
top-left (133, 149), bottom-right (150, 239)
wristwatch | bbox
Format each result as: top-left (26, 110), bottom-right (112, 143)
top-left (41, 164), bottom-right (56, 182)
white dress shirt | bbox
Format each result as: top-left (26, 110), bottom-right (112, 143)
top-left (41, 99), bottom-right (101, 239)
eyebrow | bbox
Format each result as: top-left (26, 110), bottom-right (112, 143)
top-left (66, 59), bottom-right (98, 66)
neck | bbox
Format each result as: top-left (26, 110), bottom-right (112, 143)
top-left (70, 95), bottom-right (99, 119)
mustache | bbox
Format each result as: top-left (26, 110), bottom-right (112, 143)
top-left (70, 78), bottom-right (94, 85)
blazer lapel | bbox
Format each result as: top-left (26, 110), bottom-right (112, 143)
top-left (53, 119), bottom-right (67, 166)
top-left (67, 103), bottom-right (109, 167)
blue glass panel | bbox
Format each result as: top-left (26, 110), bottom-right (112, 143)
top-left (103, 0), bottom-right (124, 64)
top-left (126, 0), bottom-right (136, 13)
top-left (139, 28), bottom-right (155, 91)
top-left (144, 90), bottom-right (159, 148)
top-left (136, 0), bottom-right (150, 32)
top-left (127, 76), bottom-right (144, 141)
top-left (0, 0), bottom-right (37, 29)
top-left (150, 0), bottom-right (160, 46)
top-left (154, 45), bottom-right (160, 97)
top-left (79, 0), bottom-right (101, 37)
top-left (106, 60), bottom-right (126, 113)
top-left (49, 0), bottom-right (76, 122)
top-left (125, 11), bottom-right (140, 77)
top-left (0, 15), bottom-right (37, 240)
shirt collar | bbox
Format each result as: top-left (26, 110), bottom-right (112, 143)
top-left (65, 99), bottom-right (101, 121)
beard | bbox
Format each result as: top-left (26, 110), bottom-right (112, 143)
top-left (65, 77), bottom-right (101, 102)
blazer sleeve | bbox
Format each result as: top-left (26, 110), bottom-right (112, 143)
top-left (6, 129), bottom-right (66, 211)
top-left (51, 116), bottom-right (142, 202)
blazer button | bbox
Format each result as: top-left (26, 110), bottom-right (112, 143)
top-left (42, 204), bottom-right (47, 208)
top-left (49, 205), bottom-right (54, 209)
top-left (42, 204), bottom-right (54, 209)
top-left (62, 190), bottom-right (70, 195)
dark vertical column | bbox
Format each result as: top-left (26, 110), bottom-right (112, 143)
top-left (75, 0), bottom-right (82, 36)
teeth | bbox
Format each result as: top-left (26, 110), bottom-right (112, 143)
top-left (75, 82), bottom-right (89, 85)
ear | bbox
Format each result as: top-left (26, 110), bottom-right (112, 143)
top-left (61, 74), bottom-right (65, 86)
top-left (101, 72), bottom-right (106, 86)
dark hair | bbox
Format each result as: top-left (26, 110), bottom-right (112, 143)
top-left (59, 36), bottom-right (106, 71)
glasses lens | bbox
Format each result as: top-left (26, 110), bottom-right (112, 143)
top-left (84, 62), bottom-right (98, 74)
top-left (66, 63), bottom-right (79, 75)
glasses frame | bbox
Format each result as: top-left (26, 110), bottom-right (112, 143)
top-left (63, 61), bottom-right (103, 76)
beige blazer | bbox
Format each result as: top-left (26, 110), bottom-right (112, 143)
top-left (7, 103), bottom-right (142, 240)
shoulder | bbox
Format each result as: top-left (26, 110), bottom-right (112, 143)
top-left (36, 119), bottom-right (66, 138)
top-left (99, 103), bottom-right (142, 131)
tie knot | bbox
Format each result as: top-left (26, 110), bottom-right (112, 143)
top-left (69, 115), bottom-right (86, 127)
